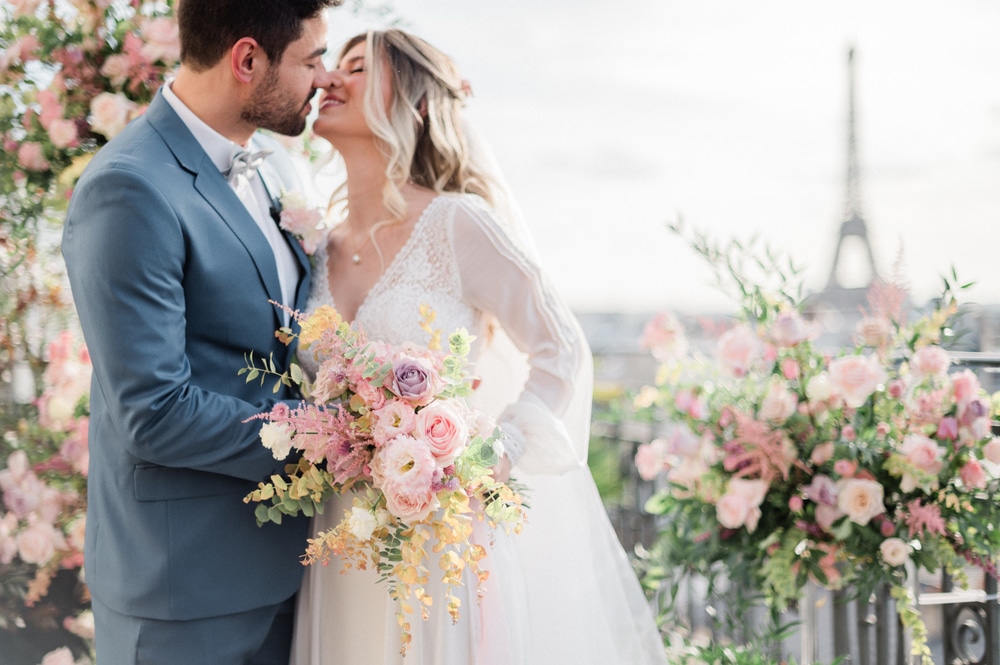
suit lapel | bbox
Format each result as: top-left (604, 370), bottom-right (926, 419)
top-left (145, 94), bottom-right (286, 318)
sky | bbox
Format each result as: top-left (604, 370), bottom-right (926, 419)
top-left (324, 0), bottom-right (1000, 314)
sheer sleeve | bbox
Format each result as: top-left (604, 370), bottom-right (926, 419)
top-left (447, 196), bottom-right (593, 475)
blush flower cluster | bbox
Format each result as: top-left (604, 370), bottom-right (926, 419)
top-left (1, 331), bottom-right (93, 661)
top-left (243, 305), bottom-right (525, 655)
top-left (634, 231), bottom-right (1000, 658)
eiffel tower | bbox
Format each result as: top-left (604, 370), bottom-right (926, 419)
top-left (806, 47), bottom-right (880, 342)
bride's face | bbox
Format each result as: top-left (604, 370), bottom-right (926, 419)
top-left (313, 41), bottom-right (392, 144)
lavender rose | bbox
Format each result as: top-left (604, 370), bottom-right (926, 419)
top-left (388, 355), bottom-right (442, 406)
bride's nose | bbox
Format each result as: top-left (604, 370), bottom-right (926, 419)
top-left (318, 69), bottom-right (344, 90)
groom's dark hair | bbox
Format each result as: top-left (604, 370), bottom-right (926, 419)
top-left (177, 0), bottom-right (340, 72)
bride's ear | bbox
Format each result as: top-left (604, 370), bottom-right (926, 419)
top-left (230, 37), bottom-right (263, 84)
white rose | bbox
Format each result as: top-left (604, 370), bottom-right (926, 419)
top-left (879, 537), bottom-right (912, 567)
top-left (759, 381), bottom-right (798, 423)
top-left (260, 422), bottom-right (294, 460)
top-left (348, 506), bottom-right (378, 541)
top-left (806, 372), bottom-right (833, 402)
top-left (836, 478), bottom-right (885, 526)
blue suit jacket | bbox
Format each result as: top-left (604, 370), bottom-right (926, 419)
top-left (62, 91), bottom-right (312, 620)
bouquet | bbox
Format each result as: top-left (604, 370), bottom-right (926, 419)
top-left (634, 225), bottom-right (1000, 657)
top-left (242, 304), bottom-right (525, 654)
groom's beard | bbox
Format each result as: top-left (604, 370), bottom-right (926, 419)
top-left (242, 67), bottom-right (312, 137)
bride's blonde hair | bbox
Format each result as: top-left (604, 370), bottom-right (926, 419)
top-left (334, 29), bottom-right (497, 221)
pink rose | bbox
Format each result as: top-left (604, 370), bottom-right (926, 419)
top-left (100, 53), bottom-right (132, 86)
top-left (415, 401), bottom-right (469, 466)
top-left (89, 92), bottom-right (135, 139)
top-left (936, 417), bottom-right (958, 441)
top-left (887, 379), bottom-right (906, 399)
top-left (984, 438), bottom-right (1000, 464)
top-left (48, 118), bottom-right (79, 149)
top-left (900, 434), bottom-right (945, 476)
top-left (666, 424), bottom-right (700, 458)
top-left (815, 503), bottom-right (844, 532)
top-left (836, 478), bottom-right (885, 526)
top-left (140, 17), bottom-right (181, 64)
top-left (17, 141), bottom-right (49, 171)
top-left (635, 439), bottom-right (669, 481)
top-left (879, 537), bottom-right (911, 567)
top-left (715, 478), bottom-right (768, 532)
top-left (11, 0), bottom-right (41, 17)
top-left (910, 345), bottom-right (950, 377)
top-left (960, 459), bottom-right (987, 490)
top-left (17, 522), bottom-right (64, 565)
top-left (788, 495), bottom-right (804, 512)
top-left (833, 459), bottom-right (857, 477)
top-left (388, 354), bottom-right (442, 406)
top-left (639, 311), bottom-right (688, 362)
top-left (841, 425), bottom-right (856, 442)
top-left (810, 442), bottom-right (835, 466)
top-left (372, 400), bottom-right (417, 445)
top-left (879, 519), bottom-right (896, 537)
top-left (770, 309), bottom-right (815, 347)
top-left (716, 325), bottom-right (760, 377)
top-left (951, 369), bottom-right (981, 404)
top-left (781, 358), bottom-right (800, 380)
top-left (828, 354), bottom-right (886, 408)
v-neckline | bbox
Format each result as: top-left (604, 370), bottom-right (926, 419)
top-left (325, 194), bottom-right (444, 324)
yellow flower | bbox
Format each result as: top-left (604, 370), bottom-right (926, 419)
top-left (299, 305), bottom-right (341, 347)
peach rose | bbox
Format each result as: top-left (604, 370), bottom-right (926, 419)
top-left (100, 53), bottom-right (132, 87)
top-left (951, 369), bottom-right (981, 404)
top-left (759, 380), bottom-right (798, 423)
top-left (382, 482), bottom-right (438, 524)
top-left (836, 478), bottom-right (885, 526)
top-left (828, 354), bottom-right (886, 408)
top-left (715, 478), bottom-right (768, 533)
top-left (415, 401), bottom-right (469, 467)
top-left (89, 92), bottom-right (135, 139)
top-left (40, 647), bottom-right (76, 665)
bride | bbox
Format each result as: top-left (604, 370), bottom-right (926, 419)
top-left (290, 29), bottom-right (666, 665)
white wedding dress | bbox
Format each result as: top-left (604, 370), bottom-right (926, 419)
top-left (290, 193), bottom-right (666, 665)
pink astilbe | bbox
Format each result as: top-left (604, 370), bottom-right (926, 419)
top-left (902, 499), bottom-right (946, 538)
top-left (722, 411), bottom-right (801, 485)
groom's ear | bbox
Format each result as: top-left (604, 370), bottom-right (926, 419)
top-left (230, 37), bottom-right (264, 84)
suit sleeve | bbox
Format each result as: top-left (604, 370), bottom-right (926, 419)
top-left (62, 162), bottom-right (288, 482)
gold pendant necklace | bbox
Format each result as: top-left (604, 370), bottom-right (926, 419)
top-left (348, 232), bottom-right (373, 266)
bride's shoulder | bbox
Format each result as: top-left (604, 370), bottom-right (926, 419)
top-left (433, 192), bottom-right (500, 226)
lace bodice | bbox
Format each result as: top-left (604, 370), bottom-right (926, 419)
top-left (302, 194), bottom-right (480, 368)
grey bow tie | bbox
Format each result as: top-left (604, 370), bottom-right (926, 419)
top-left (223, 147), bottom-right (272, 182)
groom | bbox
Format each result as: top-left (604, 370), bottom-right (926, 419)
top-left (61, 1), bottom-right (338, 663)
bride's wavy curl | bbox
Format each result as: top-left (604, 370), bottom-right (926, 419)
top-left (336, 30), bottom-right (498, 222)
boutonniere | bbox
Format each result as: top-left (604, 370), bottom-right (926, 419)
top-left (273, 190), bottom-right (326, 255)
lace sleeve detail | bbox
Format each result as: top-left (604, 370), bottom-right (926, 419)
top-left (447, 195), bottom-right (593, 474)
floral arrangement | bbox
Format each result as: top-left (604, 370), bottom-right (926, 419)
top-left (243, 304), bottom-right (525, 654)
top-left (1, 331), bottom-right (93, 664)
top-left (634, 225), bottom-right (1000, 657)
